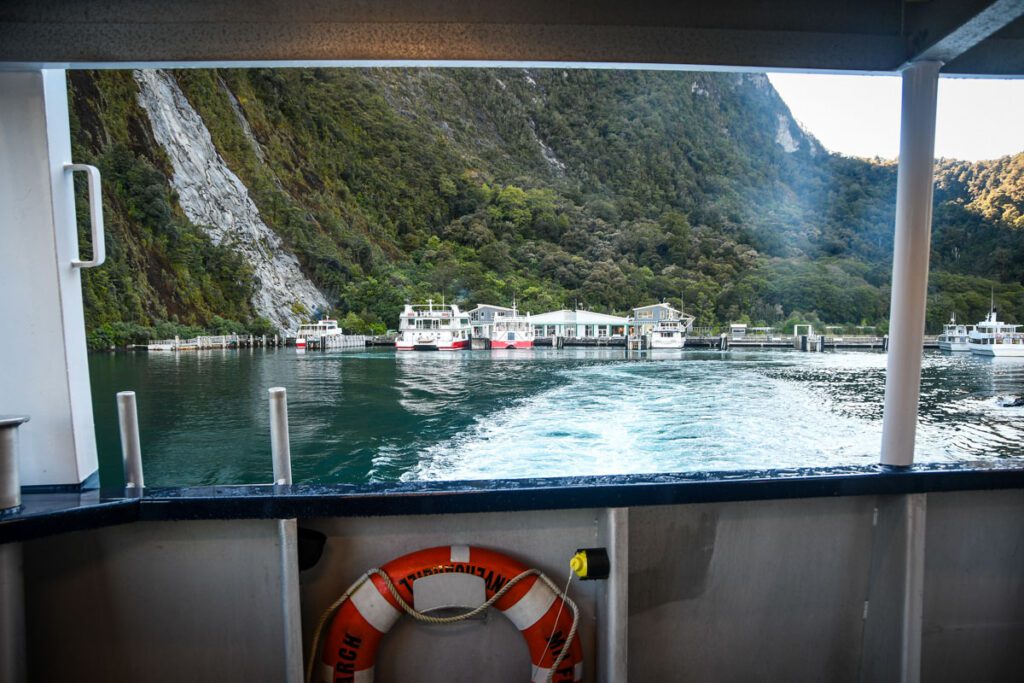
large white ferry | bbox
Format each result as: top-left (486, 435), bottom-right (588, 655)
top-left (968, 310), bottom-right (1024, 357)
top-left (937, 314), bottom-right (971, 352)
top-left (294, 318), bottom-right (342, 350)
top-left (490, 309), bottom-right (534, 349)
top-left (397, 301), bottom-right (472, 351)
top-left (649, 319), bottom-right (687, 349)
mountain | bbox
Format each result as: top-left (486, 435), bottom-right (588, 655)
top-left (65, 67), bottom-right (1024, 349)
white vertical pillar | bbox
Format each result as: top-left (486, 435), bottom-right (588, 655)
top-left (268, 387), bottom-right (302, 683)
top-left (899, 493), bottom-right (926, 682)
top-left (116, 391), bottom-right (145, 489)
top-left (880, 61), bottom-right (941, 468)
top-left (597, 507), bottom-right (629, 683)
top-left (0, 70), bottom-right (98, 486)
top-left (269, 387), bottom-right (291, 485)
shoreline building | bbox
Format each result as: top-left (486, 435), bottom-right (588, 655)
top-left (629, 303), bottom-right (695, 335)
top-left (467, 304), bottom-right (515, 339)
top-left (531, 309), bottom-right (628, 338)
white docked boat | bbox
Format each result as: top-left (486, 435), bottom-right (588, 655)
top-left (397, 301), bottom-right (472, 351)
top-left (649, 319), bottom-right (687, 349)
top-left (490, 309), bottom-right (534, 349)
top-left (937, 315), bottom-right (972, 352)
top-left (295, 318), bottom-right (342, 350)
top-left (968, 310), bottom-right (1024, 357)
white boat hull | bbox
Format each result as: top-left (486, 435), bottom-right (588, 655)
top-left (969, 343), bottom-right (1024, 357)
top-left (396, 336), bottom-right (470, 351)
top-left (938, 340), bottom-right (971, 352)
top-left (650, 334), bottom-right (685, 349)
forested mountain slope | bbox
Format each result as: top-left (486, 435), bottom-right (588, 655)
top-left (66, 68), bottom-right (1024, 348)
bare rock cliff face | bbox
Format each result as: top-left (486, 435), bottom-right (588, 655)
top-left (133, 69), bottom-right (328, 332)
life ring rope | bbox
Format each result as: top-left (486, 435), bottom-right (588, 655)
top-left (306, 563), bottom-right (580, 683)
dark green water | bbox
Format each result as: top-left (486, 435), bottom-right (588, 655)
top-left (89, 347), bottom-right (1024, 487)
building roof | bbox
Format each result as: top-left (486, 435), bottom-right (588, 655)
top-left (531, 309), bottom-right (628, 325)
top-left (467, 304), bottom-right (514, 314)
top-left (633, 303), bottom-right (679, 313)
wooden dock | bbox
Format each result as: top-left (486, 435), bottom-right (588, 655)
top-left (684, 335), bottom-right (939, 350)
top-left (144, 334), bottom-right (281, 351)
top-left (536, 334), bottom-right (938, 351)
top-left (365, 336), bottom-right (397, 347)
top-left (349, 333), bottom-right (941, 352)
top-left (303, 334), bottom-right (368, 350)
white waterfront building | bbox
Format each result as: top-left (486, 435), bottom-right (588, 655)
top-left (531, 309), bottom-right (628, 338)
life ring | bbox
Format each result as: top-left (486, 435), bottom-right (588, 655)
top-left (316, 545), bottom-right (583, 683)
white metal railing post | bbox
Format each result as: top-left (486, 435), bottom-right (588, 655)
top-left (268, 387), bottom-right (291, 485)
top-left (880, 60), bottom-right (941, 468)
top-left (268, 387), bottom-right (301, 683)
top-left (116, 391), bottom-right (144, 490)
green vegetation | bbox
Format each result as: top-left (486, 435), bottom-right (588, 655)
top-left (68, 72), bottom-right (269, 349)
top-left (69, 68), bottom-right (1024, 347)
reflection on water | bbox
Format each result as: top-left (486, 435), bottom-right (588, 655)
top-left (88, 348), bottom-right (1024, 487)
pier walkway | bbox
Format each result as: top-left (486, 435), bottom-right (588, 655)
top-left (144, 334), bottom-right (281, 351)
top-left (304, 334), bottom-right (368, 351)
top-left (359, 334), bottom-right (941, 351)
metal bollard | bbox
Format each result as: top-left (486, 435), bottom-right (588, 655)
top-left (116, 392), bottom-right (145, 489)
top-left (268, 387), bottom-right (292, 485)
top-left (1, 416), bottom-right (29, 511)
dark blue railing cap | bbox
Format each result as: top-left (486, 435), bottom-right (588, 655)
top-left (3, 462), bottom-right (1024, 545)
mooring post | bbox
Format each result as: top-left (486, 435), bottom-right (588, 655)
top-left (116, 391), bottom-right (144, 490)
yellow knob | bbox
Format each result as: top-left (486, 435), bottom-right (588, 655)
top-left (570, 551), bottom-right (588, 579)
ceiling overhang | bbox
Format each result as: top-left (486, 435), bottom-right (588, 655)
top-left (0, 0), bottom-right (1022, 75)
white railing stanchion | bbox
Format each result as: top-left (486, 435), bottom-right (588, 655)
top-left (268, 387), bottom-right (291, 485)
top-left (116, 391), bottom-right (144, 490)
top-left (268, 386), bottom-right (301, 683)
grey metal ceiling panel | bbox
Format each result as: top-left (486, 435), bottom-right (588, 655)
top-left (0, 0), bottom-right (1019, 75)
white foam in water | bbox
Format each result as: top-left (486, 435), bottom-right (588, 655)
top-left (403, 356), bottom-right (907, 481)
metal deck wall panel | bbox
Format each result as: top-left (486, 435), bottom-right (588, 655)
top-left (627, 496), bottom-right (877, 681)
top-left (22, 519), bottom-right (286, 682)
top-left (921, 489), bottom-right (1024, 681)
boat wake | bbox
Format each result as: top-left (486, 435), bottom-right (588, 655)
top-left (402, 357), bottom-right (894, 481)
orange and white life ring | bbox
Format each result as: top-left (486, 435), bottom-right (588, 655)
top-left (318, 545), bottom-right (583, 682)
